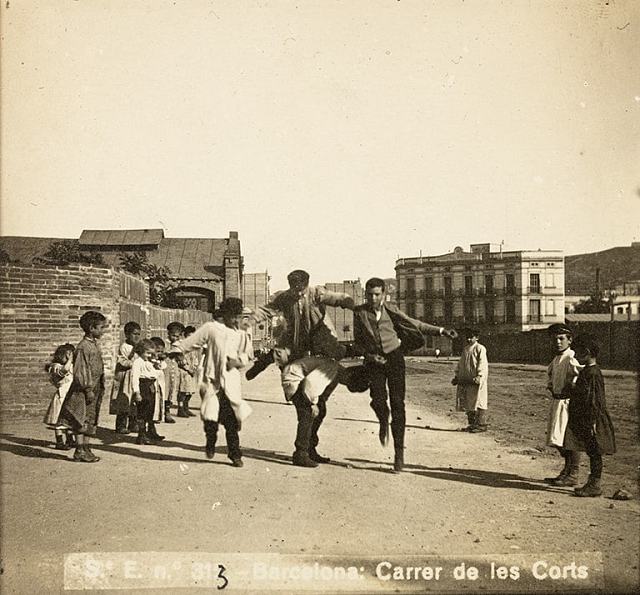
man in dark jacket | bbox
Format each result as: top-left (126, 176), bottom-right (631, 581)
top-left (250, 269), bottom-right (354, 468)
top-left (353, 277), bottom-right (457, 473)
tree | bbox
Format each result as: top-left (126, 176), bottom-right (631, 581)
top-left (33, 240), bottom-right (105, 266)
top-left (573, 296), bottom-right (610, 314)
top-left (118, 251), bottom-right (181, 308)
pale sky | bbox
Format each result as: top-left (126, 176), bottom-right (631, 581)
top-left (1, 0), bottom-right (639, 290)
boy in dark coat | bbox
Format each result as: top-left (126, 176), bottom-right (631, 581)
top-left (564, 335), bottom-right (616, 497)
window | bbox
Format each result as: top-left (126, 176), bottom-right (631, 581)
top-left (424, 277), bottom-right (433, 293)
top-left (464, 276), bottom-right (473, 295)
top-left (485, 275), bottom-right (494, 294)
top-left (529, 273), bottom-right (540, 293)
top-left (485, 300), bottom-right (494, 323)
top-left (407, 302), bottom-right (416, 318)
top-left (444, 277), bottom-right (452, 297)
top-left (406, 277), bottom-right (416, 298)
top-left (506, 274), bottom-right (515, 295)
top-left (506, 301), bottom-right (516, 323)
top-left (463, 300), bottom-right (474, 322)
top-left (529, 299), bottom-right (541, 322)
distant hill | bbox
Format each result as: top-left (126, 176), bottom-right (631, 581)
top-left (565, 245), bottom-right (640, 295)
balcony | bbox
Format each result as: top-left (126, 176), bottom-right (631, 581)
top-left (528, 286), bottom-right (542, 294)
top-left (528, 315), bottom-right (542, 323)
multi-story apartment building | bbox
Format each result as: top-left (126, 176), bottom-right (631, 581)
top-left (396, 243), bottom-right (565, 332)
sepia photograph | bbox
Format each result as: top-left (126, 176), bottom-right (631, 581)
top-left (0, 1), bottom-right (638, 593)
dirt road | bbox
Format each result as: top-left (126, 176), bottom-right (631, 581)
top-left (1, 362), bottom-right (638, 594)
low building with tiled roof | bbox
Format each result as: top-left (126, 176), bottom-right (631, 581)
top-left (0, 229), bottom-right (243, 313)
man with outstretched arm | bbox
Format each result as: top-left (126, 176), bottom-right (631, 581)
top-left (353, 277), bottom-right (458, 473)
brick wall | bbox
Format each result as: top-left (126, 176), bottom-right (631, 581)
top-left (0, 264), bottom-right (211, 418)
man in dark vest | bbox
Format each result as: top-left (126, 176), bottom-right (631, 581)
top-left (353, 277), bottom-right (458, 473)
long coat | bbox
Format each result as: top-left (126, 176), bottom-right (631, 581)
top-left (564, 364), bottom-right (616, 454)
top-left (455, 342), bottom-right (489, 411)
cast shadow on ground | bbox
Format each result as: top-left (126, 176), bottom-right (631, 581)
top-left (244, 397), bottom-right (291, 407)
top-left (333, 417), bottom-right (446, 432)
top-left (0, 433), bottom-right (71, 461)
top-left (345, 457), bottom-right (566, 492)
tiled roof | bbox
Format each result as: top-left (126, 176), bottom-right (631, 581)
top-left (79, 229), bottom-right (164, 246)
top-left (0, 234), bottom-right (231, 281)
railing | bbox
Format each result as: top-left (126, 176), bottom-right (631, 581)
top-left (528, 315), bottom-right (542, 323)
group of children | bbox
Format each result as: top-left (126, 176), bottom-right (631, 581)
top-left (43, 298), bottom-right (254, 467)
top-left (43, 309), bottom-right (616, 496)
top-left (450, 324), bottom-right (616, 497)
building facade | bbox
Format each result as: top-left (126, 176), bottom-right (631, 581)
top-left (242, 271), bottom-right (272, 348)
top-left (324, 280), bottom-right (363, 343)
top-left (396, 243), bottom-right (565, 333)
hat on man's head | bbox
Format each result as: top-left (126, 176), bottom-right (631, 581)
top-left (547, 322), bottom-right (573, 336)
top-left (218, 297), bottom-right (244, 317)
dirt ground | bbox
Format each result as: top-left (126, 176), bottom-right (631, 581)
top-left (1, 360), bottom-right (638, 594)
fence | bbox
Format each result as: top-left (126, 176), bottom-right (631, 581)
top-left (480, 321), bottom-right (638, 370)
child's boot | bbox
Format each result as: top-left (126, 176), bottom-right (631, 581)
top-left (184, 394), bottom-right (196, 417)
top-left (136, 423), bottom-right (151, 445)
top-left (147, 422), bottom-right (165, 441)
top-left (55, 433), bottom-right (70, 450)
top-left (115, 414), bottom-right (130, 434)
top-left (84, 442), bottom-right (101, 462)
top-left (552, 451), bottom-right (581, 486)
top-left (464, 411), bottom-right (476, 431)
top-left (66, 431), bottom-right (77, 448)
top-left (128, 415), bottom-right (139, 433)
top-left (177, 395), bottom-right (189, 418)
top-left (73, 444), bottom-right (100, 463)
top-left (574, 475), bottom-right (602, 497)
top-left (164, 400), bottom-right (176, 423)
top-left (544, 451), bottom-right (570, 484)
top-left (470, 409), bottom-right (488, 432)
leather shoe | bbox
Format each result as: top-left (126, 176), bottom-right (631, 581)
top-left (379, 422), bottom-right (389, 447)
top-left (309, 448), bottom-right (330, 464)
top-left (292, 451), bottom-right (319, 468)
top-left (392, 450), bottom-right (404, 473)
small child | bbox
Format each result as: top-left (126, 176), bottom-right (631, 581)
top-left (166, 322), bottom-right (186, 419)
top-left (109, 321), bottom-right (141, 434)
top-left (131, 339), bottom-right (165, 445)
top-left (177, 326), bottom-right (199, 418)
top-left (544, 323), bottom-right (582, 486)
top-left (564, 335), bottom-right (616, 497)
top-left (170, 298), bottom-right (253, 467)
top-left (150, 337), bottom-right (169, 428)
top-left (452, 328), bottom-right (489, 432)
top-left (43, 343), bottom-right (76, 449)
top-left (58, 311), bottom-right (107, 463)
